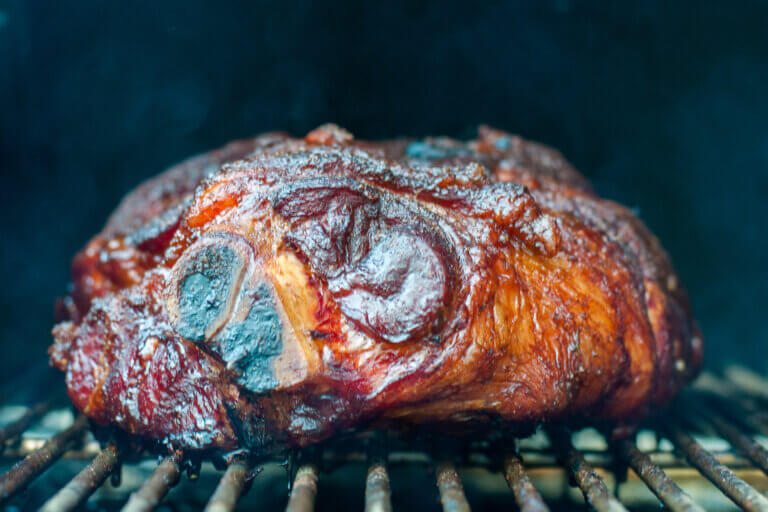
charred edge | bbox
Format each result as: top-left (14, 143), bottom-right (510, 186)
top-left (223, 396), bottom-right (284, 458)
top-left (270, 177), bottom-right (378, 222)
top-left (127, 198), bottom-right (191, 252)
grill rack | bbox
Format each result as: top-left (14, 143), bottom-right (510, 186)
top-left (0, 366), bottom-right (766, 511)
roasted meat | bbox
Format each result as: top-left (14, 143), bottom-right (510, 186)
top-left (50, 124), bottom-right (702, 453)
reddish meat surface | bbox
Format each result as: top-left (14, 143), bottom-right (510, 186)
top-left (50, 124), bottom-right (702, 454)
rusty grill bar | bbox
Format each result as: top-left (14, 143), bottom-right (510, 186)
top-left (0, 366), bottom-right (766, 511)
top-left (503, 449), bottom-right (550, 512)
top-left (285, 463), bottom-right (320, 512)
top-left (613, 437), bottom-right (704, 512)
top-left (365, 457), bottom-right (393, 512)
top-left (121, 455), bottom-right (181, 512)
top-left (204, 459), bottom-right (252, 512)
top-left (548, 426), bottom-right (628, 512)
top-left (434, 460), bottom-right (471, 512)
top-left (39, 442), bottom-right (120, 512)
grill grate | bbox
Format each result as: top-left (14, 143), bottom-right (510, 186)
top-left (0, 366), bottom-right (766, 511)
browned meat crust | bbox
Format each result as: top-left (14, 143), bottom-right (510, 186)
top-left (50, 124), bottom-right (702, 454)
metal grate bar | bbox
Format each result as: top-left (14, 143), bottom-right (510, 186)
top-left (0, 400), bottom-right (51, 447)
top-left (39, 443), bottom-right (120, 512)
top-left (665, 424), bottom-right (768, 512)
top-left (613, 438), bottom-right (704, 512)
top-left (204, 460), bottom-right (252, 512)
top-left (365, 457), bottom-right (393, 512)
top-left (705, 411), bottom-right (768, 476)
top-left (548, 428), bottom-right (628, 512)
top-left (503, 451), bottom-right (550, 512)
top-left (0, 414), bottom-right (88, 503)
top-left (121, 455), bottom-right (181, 512)
top-left (285, 463), bottom-right (319, 512)
top-left (0, 368), bottom-right (767, 510)
top-left (701, 387), bottom-right (767, 433)
top-left (696, 373), bottom-right (768, 438)
top-left (435, 460), bottom-right (471, 512)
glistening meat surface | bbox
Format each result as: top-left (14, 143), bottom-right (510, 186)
top-left (50, 124), bottom-right (702, 454)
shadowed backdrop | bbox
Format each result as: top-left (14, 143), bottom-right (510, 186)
top-left (1, 1), bottom-right (767, 380)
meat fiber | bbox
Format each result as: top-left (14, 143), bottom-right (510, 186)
top-left (50, 124), bottom-right (702, 454)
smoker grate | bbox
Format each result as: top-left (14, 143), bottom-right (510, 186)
top-left (0, 366), bottom-right (767, 511)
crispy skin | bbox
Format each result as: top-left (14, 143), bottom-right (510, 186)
top-left (50, 124), bottom-right (702, 453)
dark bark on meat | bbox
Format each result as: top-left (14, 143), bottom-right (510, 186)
top-left (49, 124), bottom-right (702, 455)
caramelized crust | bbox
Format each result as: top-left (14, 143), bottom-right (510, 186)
top-left (50, 124), bottom-right (702, 453)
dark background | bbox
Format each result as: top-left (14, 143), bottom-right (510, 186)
top-left (1, 1), bottom-right (767, 381)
